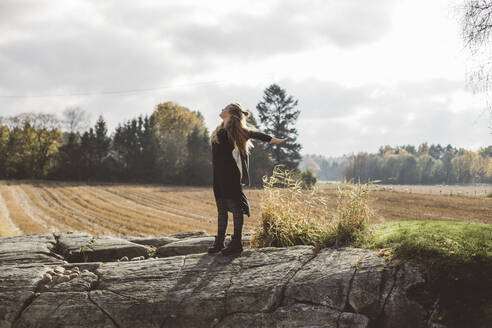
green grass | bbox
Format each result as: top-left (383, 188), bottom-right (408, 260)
top-left (357, 220), bottom-right (491, 266)
top-left (356, 220), bottom-right (492, 327)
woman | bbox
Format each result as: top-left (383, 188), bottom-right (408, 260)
top-left (207, 102), bottom-right (292, 255)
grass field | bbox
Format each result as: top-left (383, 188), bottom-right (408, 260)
top-left (0, 180), bottom-right (491, 237)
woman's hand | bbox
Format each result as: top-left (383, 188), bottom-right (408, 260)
top-left (270, 137), bottom-right (293, 144)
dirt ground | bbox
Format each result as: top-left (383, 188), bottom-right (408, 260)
top-left (0, 180), bottom-right (490, 237)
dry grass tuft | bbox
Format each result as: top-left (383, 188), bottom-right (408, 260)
top-left (250, 166), bottom-right (374, 251)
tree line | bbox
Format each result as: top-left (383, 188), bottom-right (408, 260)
top-left (300, 154), bottom-right (346, 181)
top-left (343, 143), bottom-right (492, 185)
top-left (0, 84), bottom-right (303, 187)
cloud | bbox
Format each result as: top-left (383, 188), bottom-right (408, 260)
top-left (160, 0), bottom-right (397, 59)
top-left (4, 0), bottom-right (397, 62)
top-left (0, 0), bottom-right (489, 158)
top-left (0, 0), bottom-right (398, 97)
top-left (288, 78), bottom-right (490, 155)
top-left (0, 30), bottom-right (181, 93)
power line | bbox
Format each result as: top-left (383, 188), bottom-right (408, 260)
top-left (0, 79), bottom-right (232, 98)
top-left (0, 73), bottom-right (278, 98)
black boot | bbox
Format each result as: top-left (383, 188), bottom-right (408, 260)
top-left (207, 234), bottom-right (225, 253)
top-left (221, 234), bottom-right (243, 255)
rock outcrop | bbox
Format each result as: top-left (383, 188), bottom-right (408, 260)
top-left (0, 231), bottom-right (442, 328)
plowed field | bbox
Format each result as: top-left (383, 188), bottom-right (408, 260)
top-left (0, 180), bottom-right (490, 237)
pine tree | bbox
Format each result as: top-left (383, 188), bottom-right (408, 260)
top-left (78, 116), bottom-right (111, 181)
top-left (94, 115), bottom-right (111, 165)
top-left (52, 131), bottom-right (82, 180)
top-left (140, 115), bottom-right (159, 181)
top-left (80, 127), bottom-right (96, 181)
top-left (256, 84), bottom-right (302, 170)
top-left (183, 126), bottom-right (212, 186)
top-left (113, 114), bottom-right (160, 182)
top-left (113, 118), bottom-right (139, 180)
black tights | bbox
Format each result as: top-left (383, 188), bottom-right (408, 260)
top-left (216, 197), bottom-right (244, 238)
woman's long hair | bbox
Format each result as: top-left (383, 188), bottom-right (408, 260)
top-left (211, 102), bottom-right (257, 155)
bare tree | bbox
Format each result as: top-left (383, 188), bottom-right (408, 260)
top-left (62, 106), bottom-right (91, 133)
top-left (462, 1), bottom-right (492, 88)
top-left (462, 1), bottom-right (492, 49)
top-left (4, 112), bottom-right (61, 130)
top-left (461, 0), bottom-right (492, 129)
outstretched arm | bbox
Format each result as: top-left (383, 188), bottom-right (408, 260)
top-left (248, 130), bottom-right (273, 142)
top-left (248, 130), bottom-right (293, 144)
top-left (270, 137), bottom-right (293, 144)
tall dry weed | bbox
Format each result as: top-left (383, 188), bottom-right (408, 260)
top-left (250, 166), bottom-right (374, 251)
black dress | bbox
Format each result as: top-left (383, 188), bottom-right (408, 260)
top-left (212, 128), bottom-right (272, 217)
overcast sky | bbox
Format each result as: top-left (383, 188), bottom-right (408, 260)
top-left (0, 0), bottom-right (491, 157)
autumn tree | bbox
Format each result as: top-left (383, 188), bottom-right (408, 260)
top-left (417, 154), bottom-right (435, 183)
top-left (151, 101), bottom-right (208, 183)
top-left (1, 113), bottom-right (63, 178)
top-left (0, 125), bottom-right (9, 178)
top-left (342, 142), bottom-right (492, 184)
top-left (398, 152), bottom-right (419, 184)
